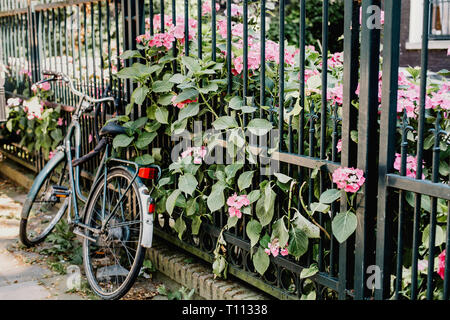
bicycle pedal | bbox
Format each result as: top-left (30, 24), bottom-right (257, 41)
top-left (51, 185), bottom-right (70, 199)
top-left (73, 227), bottom-right (97, 243)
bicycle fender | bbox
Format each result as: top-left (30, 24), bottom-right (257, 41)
top-left (124, 166), bottom-right (153, 248)
top-left (21, 150), bottom-right (65, 219)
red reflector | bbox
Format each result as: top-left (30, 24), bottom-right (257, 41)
top-left (148, 203), bottom-right (155, 213)
top-left (138, 167), bottom-right (157, 179)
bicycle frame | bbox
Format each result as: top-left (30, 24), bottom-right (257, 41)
top-left (24, 74), bottom-right (157, 248)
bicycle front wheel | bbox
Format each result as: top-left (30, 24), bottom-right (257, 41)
top-left (19, 156), bottom-right (69, 247)
top-left (82, 167), bottom-right (145, 300)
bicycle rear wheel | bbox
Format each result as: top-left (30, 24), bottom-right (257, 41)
top-left (19, 157), bottom-right (69, 247)
top-left (82, 167), bottom-right (145, 300)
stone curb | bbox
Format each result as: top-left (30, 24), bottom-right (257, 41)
top-left (0, 157), bottom-right (270, 300)
top-left (147, 243), bottom-right (269, 300)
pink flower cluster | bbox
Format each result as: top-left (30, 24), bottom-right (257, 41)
top-left (227, 193), bottom-right (250, 219)
top-left (328, 52), bottom-right (344, 69)
top-left (138, 14), bottom-right (198, 50)
top-left (327, 84), bottom-right (344, 105)
top-left (181, 146), bottom-right (207, 164)
top-left (202, 1), bottom-right (220, 16)
top-left (264, 238), bottom-right (289, 257)
top-left (393, 153), bottom-right (425, 179)
top-left (31, 82), bottom-right (51, 93)
top-left (332, 167), bottom-right (366, 193)
top-left (438, 250), bottom-right (446, 280)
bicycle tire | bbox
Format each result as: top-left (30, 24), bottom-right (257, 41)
top-left (19, 155), bottom-right (69, 247)
top-left (82, 167), bottom-right (145, 300)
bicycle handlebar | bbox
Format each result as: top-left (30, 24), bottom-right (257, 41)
top-left (41, 70), bottom-right (115, 105)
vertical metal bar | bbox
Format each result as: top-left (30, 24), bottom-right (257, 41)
top-left (318, 0), bottom-right (329, 273)
top-left (197, 0), bottom-right (201, 59)
top-left (184, 0), bottom-right (189, 56)
top-left (259, 0), bottom-right (265, 113)
top-left (374, 0), bottom-right (402, 300)
top-left (444, 203), bottom-right (450, 300)
top-left (91, 3), bottom-right (98, 98)
top-left (426, 112), bottom-right (442, 299)
top-left (354, 0), bottom-right (381, 300)
top-left (339, 0), bottom-right (360, 300)
top-left (211, 0), bottom-right (216, 62)
top-left (411, 0), bottom-right (430, 300)
top-left (226, 0), bottom-right (231, 94)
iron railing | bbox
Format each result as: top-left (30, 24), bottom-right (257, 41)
top-left (0, 0), bottom-right (449, 300)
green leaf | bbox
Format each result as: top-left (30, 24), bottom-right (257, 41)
top-left (292, 209), bottom-right (320, 239)
top-left (212, 116), bottom-right (238, 130)
top-left (247, 118), bottom-right (273, 136)
top-left (113, 134), bottom-right (134, 149)
top-left (131, 86), bottom-right (149, 105)
top-left (228, 96), bottom-right (243, 110)
top-left (157, 94), bottom-right (175, 106)
top-left (271, 218), bottom-right (289, 248)
top-left (255, 185), bottom-right (275, 227)
top-left (207, 181), bottom-right (226, 212)
top-left (350, 130), bottom-right (358, 143)
top-left (181, 56), bottom-right (201, 73)
top-left (422, 224), bottom-right (446, 248)
top-left (319, 189), bottom-right (341, 204)
top-left (247, 190), bottom-right (261, 204)
top-left (152, 80), bottom-right (174, 93)
top-left (227, 216), bottom-right (239, 229)
top-left (246, 219), bottom-right (262, 248)
top-left (120, 50), bottom-right (144, 60)
top-left (136, 131), bottom-right (157, 149)
top-left (224, 163), bottom-right (244, 180)
top-left (178, 102), bottom-right (199, 122)
top-left (300, 263), bottom-right (319, 279)
top-left (174, 88), bottom-right (199, 103)
top-left (274, 172), bottom-right (292, 184)
top-left (174, 216), bottom-right (186, 240)
top-left (155, 107), bottom-right (169, 124)
top-left (238, 170), bottom-right (254, 191)
top-left (185, 198), bottom-right (198, 217)
top-left (310, 202), bottom-right (330, 214)
top-left (135, 154), bottom-right (154, 165)
top-left (331, 210), bottom-right (357, 243)
top-left (198, 83), bottom-right (218, 94)
top-left (253, 246), bottom-right (270, 276)
top-left (169, 73), bottom-right (186, 84)
top-left (178, 173), bottom-right (198, 197)
top-left (166, 189), bottom-right (182, 216)
top-left (191, 215), bottom-right (202, 235)
top-left (288, 227), bottom-right (309, 259)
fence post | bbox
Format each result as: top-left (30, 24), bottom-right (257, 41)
top-left (354, 0), bottom-right (381, 300)
top-left (375, 0), bottom-right (402, 300)
top-left (27, 0), bottom-right (40, 84)
top-left (339, 0), bottom-right (360, 300)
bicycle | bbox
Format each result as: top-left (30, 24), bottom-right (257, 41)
top-left (19, 71), bottom-right (161, 300)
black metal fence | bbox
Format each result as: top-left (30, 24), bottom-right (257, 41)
top-left (0, 0), bottom-right (449, 300)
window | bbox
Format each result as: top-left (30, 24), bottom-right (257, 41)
top-left (406, 0), bottom-right (450, 50)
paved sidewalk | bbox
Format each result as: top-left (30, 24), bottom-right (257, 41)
top-left (0, 177), bottom-right (85, 300)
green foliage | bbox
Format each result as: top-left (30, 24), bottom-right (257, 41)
top-left (267, 0), bottom-right (345, 53)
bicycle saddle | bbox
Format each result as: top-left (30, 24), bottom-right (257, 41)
top-left (99, 122), bottom-right (127, 137)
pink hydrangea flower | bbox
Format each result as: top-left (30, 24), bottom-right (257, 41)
top-left (332, 167), bottom-right (365, 193)
top-left (171, 95), bottom-right (198, 109)
top-left (327, 84), bottom-right (344, 105)
top-left (202, 1), bottom-right (220, 15)
top-left (57, 117), bottom-right (64, 126)
top-left (336, 139), bottom-right (342, 153)
top-left (265, 238), bottom-right (289, 257)
top-left (393, 153), bottom-right (425, 179)
top-left (181, 146), bottom-right (207, 164)
top-left (438, 250), bottom-right (446, 280)
top-left (328, 52), bottom-right (344, 69)
top-left (48, 150), bottom-right (56, 160)
top-left (227, 193), bottom-right (250, 219)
